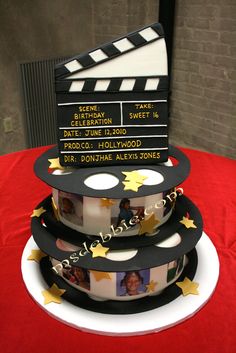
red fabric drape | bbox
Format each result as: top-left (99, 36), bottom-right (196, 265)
top-left (0, 145), bottom-right (236, 353)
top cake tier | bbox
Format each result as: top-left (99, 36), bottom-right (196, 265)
top-left (55, 23), bottom-right (169, 167)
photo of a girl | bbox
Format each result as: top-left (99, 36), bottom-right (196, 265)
top-left (62, 266), bottom-right (90, 290)
top-left (116, 198), bottom-right (144, 228)
top-left (58, 191), bottom-right (83, 226)
top-left (117, 270), bottom-right (150, 296)
top-left (60, 197), bottom-right (75, 215)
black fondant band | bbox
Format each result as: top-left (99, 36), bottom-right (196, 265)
top-left (34, 145), bottom-right (190, 198)
top-left (32, 194), bottom-right (202, 271)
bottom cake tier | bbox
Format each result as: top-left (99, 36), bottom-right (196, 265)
top-left (50, 253), bottom-right (187, 301)
top-left (22, 233), bottom-right (219, 331)
top-left (40, 249), bottom-right (198, 314)
top-left (30, 193), bottom-right (204, 310)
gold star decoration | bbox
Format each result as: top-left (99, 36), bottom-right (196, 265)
top-left (27, 249), bottom-right (47, 263)
top-left (42, 283), bottom-right (66, 305)
top-left (90, 243), bottom-right (109, 258)
top-left (122, 170), bottom-right (148, 192)
top-left (30, 207), bottom-right (46, 218)
top-left (146, 280), bottom-right (158, 293)
top-left (51, 196), bottom-right (60, 221)
top-left (48, 158), bottom-right (65, 170)
top-left (139, 213), bottom-right (160, 235)
top-left (122, 180), bottom-right (142, 192)
top-left (176, 277), bottom-right (199, 296)
top-left (180, 216), bottom-right (197, 229)
top-left (90, 270), bottom-right (112, 281)
top-left (100, 198), bottom-right (115, 208)
top-left (122, 171), bottom-right (148, 184)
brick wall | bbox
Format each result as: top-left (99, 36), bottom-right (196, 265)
top-left (0, 0), bottom-right (158, 155)
top-left (92, 0), bottom-right (158, 46)
top-left (0, 0), bottom-right (94, 155)
top-left (170, 0), bottom-right (236, 158)
top-left (0, 0), bottom-right (235, 158)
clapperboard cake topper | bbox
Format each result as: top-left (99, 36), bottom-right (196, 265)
top-left (55, 23), bottom-right (169, 167)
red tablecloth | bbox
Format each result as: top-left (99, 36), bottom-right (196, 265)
top-left (0, 145), bottom-right (236, 353)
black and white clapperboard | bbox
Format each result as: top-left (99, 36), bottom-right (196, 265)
top-left (55, 23), bottom-right (169, 167)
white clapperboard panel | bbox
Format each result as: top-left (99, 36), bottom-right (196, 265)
top-left (55, 23), bottom-right (169, 167)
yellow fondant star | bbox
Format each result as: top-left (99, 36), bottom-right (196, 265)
top-left (122, 170), bottom-right (147, 192)
top-left (176, 277), bottom-right (199, 296)
top-left (139, 213), bottom-right (160, 235)
top-left (42, 283), bottom-right (66, 304)
top-left (30, 207), bottom-right (46, 218)
top-left (48, 158), bottom-right (65, 170)
top-left (27, 249), bottom-right (47, 263)
top-left (122, 180), bottom-right (142, 192)
top-left (51, 197), bottom-right (60, 221)
top-left (100, 198), bottom-right (115, 207)
top-left (146, 280), bottom-right (158, 293)
top-left (180, 216), bottom-right (197, 229)
top-left (122, 171), bottom-right (148, 184)
top-left (90, 270), bottom-right (112, 281)
top-left (90, 243), bottom-right (109, 258)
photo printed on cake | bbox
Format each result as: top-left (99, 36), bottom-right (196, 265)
top-left (117, 269), bottom-right (150, 296)
top-left (58, 191), bottom-right (83, 226)
top-left (167, 256), bottom-right (184, 282)
top-left (111, 197), bottom-right (144, 233)
top-left (62, 266), bottom-right (90, 290)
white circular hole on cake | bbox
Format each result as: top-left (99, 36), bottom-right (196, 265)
top-left (52, 169), bottom-right (73, 175)
top-left (136, 169), bottom-right (164, 185)
top-left (155, 158), bottom-right (173, 167)
top-left (155, 233), bottom-right (181, 248)
top-left (158, 158), bottom-right (173, 167)
top-left (84, 173), bottom-right (119, 190)
top-left (164, 158), bottom-right (173, 166)
top-left (106, 249), bottom-right (138, 261)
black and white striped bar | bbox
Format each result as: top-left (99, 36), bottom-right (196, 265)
top-left (55, 23), bottom-right (165, 79)
top-left (55, 76), bottom-right (169, 93)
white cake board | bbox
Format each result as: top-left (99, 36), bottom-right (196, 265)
top-left (21, 232), bottom-right (219, 336)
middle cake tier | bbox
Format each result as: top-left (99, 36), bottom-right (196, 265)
top-left (34, 145), bottom-right (191, 239)
top-left (52, 186), bottom-right (177, 237)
